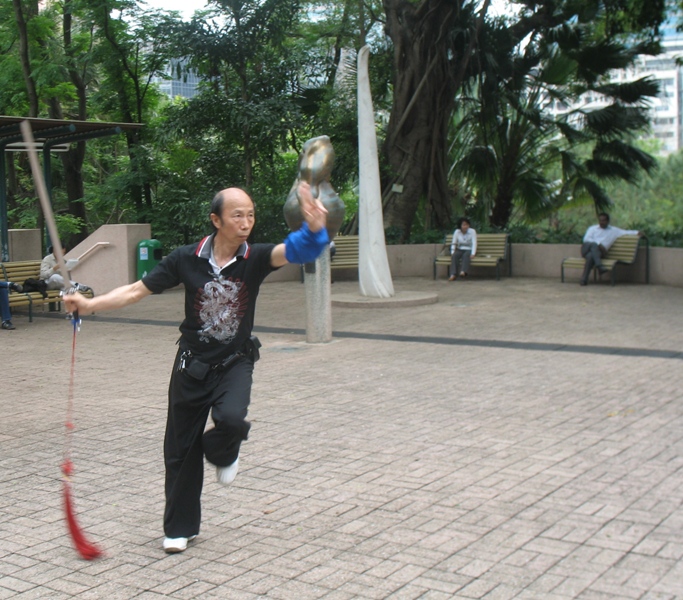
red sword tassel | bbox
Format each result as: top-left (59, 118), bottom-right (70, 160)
top-left (62, 461), bottom-right (102, 560)
top-left (62, 315), bottom-right (102, 560)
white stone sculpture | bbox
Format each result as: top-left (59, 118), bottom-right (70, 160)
top-left (357, 45), bottom-right (394, 298)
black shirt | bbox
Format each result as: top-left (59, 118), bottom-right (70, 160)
top-left (142, 234), bottom-right (276, 363)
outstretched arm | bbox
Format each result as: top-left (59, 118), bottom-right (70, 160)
top-left (64, 280), bottom-right (153, 316)
top-left (271, 181), bottom-right (328, 268)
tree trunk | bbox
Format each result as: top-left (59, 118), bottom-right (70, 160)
top-left (490, 185), bottom-right (514, 229)
top-left (7, 158), bottom-right (18, 213)
top-left (381, 0), bottom-right (491, 240)
top-left (328, 0), bottom-right (351, 86)
top-left (58, 0), bottom-right (90, 244)
top-left (122, 130), bottom-right (145, 220)
top-left (96, 3), bottom-right (154, 223)
top-left (489, 133), bottom-right (520, 229)
top-left (381, 0), bottom-right (462, 240)
top-left (12, 0), bottom-right (39, 117)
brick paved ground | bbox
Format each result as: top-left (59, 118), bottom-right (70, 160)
top-left (1, 276), bottom-right (682, 599)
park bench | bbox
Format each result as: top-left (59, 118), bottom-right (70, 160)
top-left (434, 233), bottom-right (511, 280)
top-left (561, 234), bottom-right (649, 285)
top-left (0, 260), bottom-right (93, 322)
top-left (300, 235), bottom-right (359, 281)
top-left (330, 235), bottom-right (359, 272)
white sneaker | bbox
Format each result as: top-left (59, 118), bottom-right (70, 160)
top-left (163, 534), bottom-right (197, 554)
top-left (216, 457), bottom-right (239, 485)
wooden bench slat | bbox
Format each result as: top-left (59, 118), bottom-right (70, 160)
top-left (298, 235), bottom-right (359, 281)
top-left (331, 236), bottom-right (359, 272)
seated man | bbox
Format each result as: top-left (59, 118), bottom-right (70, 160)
top-left (0, 281), bottom-right (23, 330)
top-left (40, 246), bottom-right (92, 294)
top-left (580, 213), bottom-right (641, 286)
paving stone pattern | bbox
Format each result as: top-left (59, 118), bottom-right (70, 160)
top-left (1, 277), bottom-right (682, 599)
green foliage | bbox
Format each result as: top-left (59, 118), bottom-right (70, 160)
top-left (450, 1), bottom-right (662, 230)
top-left (603, 150), bottom-right (683, 245)
top-left (249, 151), bottom-right (299, 244)
top-left (1, 0), bottom-right (675, 256)
top-left (54, 213), bottom-right (87, 239)
top-left (338, 184), bottom-right (359, 229)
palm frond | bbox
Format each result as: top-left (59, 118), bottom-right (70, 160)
top-left (555, 119), bottom-right (589, 144)
top-left (515, 174), bottom-right (553, 220)
top-left (457, 145), bottom-right (499, 183)
top-left (538, 50), bottom-right (577, 86)
top-left (593, 140), bottom-right (658, 173)
top-left (545, 22), bottom-right (583, 52)
top-left (573, 41), bottom-right (637, 84)
top-left (559, 150), bottom-right (578, 179)
top-left (572, 177), bottom-right (612, 212)
top-left (582, 104), bottom-right (650, 137)
top-left (584, 158), bottom-right (635, 182)
top-left (594, 76), bottom-right (660, 104)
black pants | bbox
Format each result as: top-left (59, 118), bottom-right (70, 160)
top-left (580, 242), bottom-right (607, 283)
top-left (163, 349), bottom-right (253, 538)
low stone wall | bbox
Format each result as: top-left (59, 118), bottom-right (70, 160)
top-left (280, 241), bottom-right (682, 287)
top-left (68, 224), bottom-right (152, 294)
top-left (648, 246), bottom-right (683, 287)
top-left (8, 228), bottom-right (42, 261)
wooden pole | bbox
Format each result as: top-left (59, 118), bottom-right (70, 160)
top-left (20, 120), bottom-right (70, 290)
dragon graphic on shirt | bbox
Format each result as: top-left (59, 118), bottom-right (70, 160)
top-left (195, 275), bottom-right (248, 343)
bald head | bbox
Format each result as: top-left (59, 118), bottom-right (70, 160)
top-left (210, 187), bottom-right (254, 228)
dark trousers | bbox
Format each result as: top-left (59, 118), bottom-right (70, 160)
top-left (450, 249), bottom-right (472, 276)
top-left (0, 282), bottom-right (11, 322)
top-left (163, 349), bottom-right (253, 538)
top-left (580, 242), bottom-right (606, 283)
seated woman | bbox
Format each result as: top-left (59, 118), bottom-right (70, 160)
top-left (40, 246), bottom-right (92, 294)
top-left (449, 218), bottom-right (477, 281)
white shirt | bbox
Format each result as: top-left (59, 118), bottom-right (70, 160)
top-left (583, 224), bottom-right (638, 251)
top-left (451, 228), bottom-right (477, 255)
top-left (209, 245), bottom-right (237, 275)
top-left (40, 253), bottom-right (59, 280)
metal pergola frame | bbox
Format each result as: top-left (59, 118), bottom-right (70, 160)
top-left (0, 116), bottom-right (143, 261)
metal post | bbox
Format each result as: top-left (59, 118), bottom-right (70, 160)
top-left (0, 147), bottom-right (8, 261)
top-left (42, 145), bottom-right (52, 252)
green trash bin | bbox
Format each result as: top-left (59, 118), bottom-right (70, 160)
top-left (137, 239), bottom-right (163, 279)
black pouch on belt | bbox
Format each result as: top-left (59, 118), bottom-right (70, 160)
top-left (245, 335), bottom-right (261, 362)
top-left (185, 356), bottom-right (211, 380)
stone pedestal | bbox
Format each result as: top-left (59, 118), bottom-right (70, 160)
top-left (303, 246), bottom-right (332, 343)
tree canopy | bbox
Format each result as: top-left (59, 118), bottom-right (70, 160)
top-left (1, 0), bottom-right (676, 251)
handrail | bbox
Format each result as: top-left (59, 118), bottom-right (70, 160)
top-left (75, 241), bottom-right (110, 263)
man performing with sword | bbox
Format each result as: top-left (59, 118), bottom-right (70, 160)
top-left (65, 184), bottom-right (328, 553)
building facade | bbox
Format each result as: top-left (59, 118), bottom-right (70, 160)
top-left (153, 59), bottom-right (200, 99)
top-left (545, 14), bottom-right (683, 155)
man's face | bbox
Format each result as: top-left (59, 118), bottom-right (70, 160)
top-left (211, 190), bottom-right (255, 244)
top-left (461, 222), bottom-right (469, 234)
top-left (598, 215), bottom-right (609, 229)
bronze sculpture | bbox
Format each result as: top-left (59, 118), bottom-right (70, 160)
top-left (283, 136), bottom-right (345, 240)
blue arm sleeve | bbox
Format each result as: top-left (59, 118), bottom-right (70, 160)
top-left (284, 222), bottom-right (330, 264)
